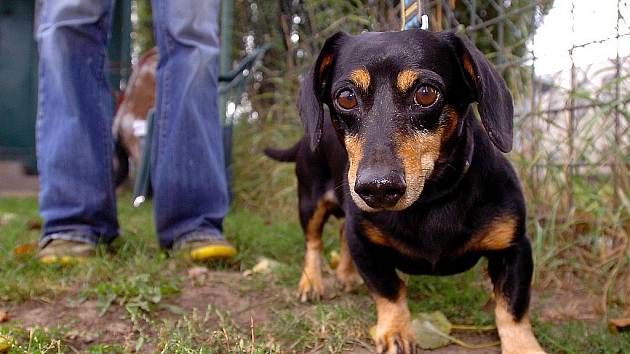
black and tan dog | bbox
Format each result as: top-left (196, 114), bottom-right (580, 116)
top-left (265, 29), bottom-right (545, 354)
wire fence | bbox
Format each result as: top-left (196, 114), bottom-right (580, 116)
top-left (405, 0), bottom-right (630, 219)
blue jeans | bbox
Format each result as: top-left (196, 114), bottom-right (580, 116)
top-left (36, 0), bottom-right (228, 248)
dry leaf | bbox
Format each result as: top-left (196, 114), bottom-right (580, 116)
top-left (14, 243), bottom-right (38, 256)
top-left (26, 219), bottom-right (43, 230)
top-left (412, 311), bottom-right (453, 349)
top-left (243, 257), bottom-right (283, 276)
top-left (0, 310), bottom-right (8, 323)
top-left (329, 251), bottom-right (340, 270)
top-left (0, 335), bottom-right (13, 353)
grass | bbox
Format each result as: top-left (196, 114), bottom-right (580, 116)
top-left (1, 189), bottom-right (628, 352)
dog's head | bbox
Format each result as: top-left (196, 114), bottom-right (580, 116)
top-left (300, 30), bottom-right (513, 212)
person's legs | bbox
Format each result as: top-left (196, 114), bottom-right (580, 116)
top-left (150, 0), bottom-right (230, 250)
top-left (36, 0), bottom-right (118, 250)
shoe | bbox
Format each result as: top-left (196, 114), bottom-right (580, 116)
top-left (38, 239), bottom-right (96, 265)
top-left (174, 231), bottom-right (237, 261)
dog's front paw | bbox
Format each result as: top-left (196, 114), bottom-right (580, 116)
top-left (298, 271), bottom-right (324, 302)
top-left (335, 266), bottom-right (363, 292)
top-left (373, 324), bottom-right (417, 354)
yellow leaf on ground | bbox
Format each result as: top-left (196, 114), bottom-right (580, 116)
top-left (0, 335), bottom-right (13, 353)
top-left (243, 257), bottom-right (283, 276)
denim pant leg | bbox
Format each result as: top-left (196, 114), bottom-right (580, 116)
top-left (151, 0), bottom-right (228, 248)
top-left (36, 0), bottom-right (118, 246)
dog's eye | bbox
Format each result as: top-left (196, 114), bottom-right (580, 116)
top-left (336, 89), bottom-right (358, 110)
top-left (414, 85), bottom-right (438, 107)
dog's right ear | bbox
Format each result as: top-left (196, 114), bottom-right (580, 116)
top-left (299, 32), bottom-right (347, 151)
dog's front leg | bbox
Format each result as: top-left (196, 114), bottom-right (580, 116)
top-left (346, 221), bottom-right (417, 354)
top-left (488, 239), bottom-right (546, 354)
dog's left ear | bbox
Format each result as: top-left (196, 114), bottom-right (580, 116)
top-left (446, 33), bottom-right (514, 153)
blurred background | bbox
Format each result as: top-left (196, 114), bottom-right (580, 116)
top-left (1, 0), bottom-right (628, 336)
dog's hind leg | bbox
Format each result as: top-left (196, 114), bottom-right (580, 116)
top-left (335, 221), bottom-right (363, 292)
top-left (488, 238), bottom-right (546, 354)
top-left (297, 190), bottom-right (336, 302)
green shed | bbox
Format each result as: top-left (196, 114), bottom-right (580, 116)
top-left (0, 0), bottom-right (131, 173)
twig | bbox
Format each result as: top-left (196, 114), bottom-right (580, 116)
top-left (250, 316), bottom-right (255, 354)
top-left (451, 324), bottom-right (497, 331)
top-left (222, 327), bottom-right (230, 353)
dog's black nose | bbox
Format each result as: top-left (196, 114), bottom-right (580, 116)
top-left (354, 170), bottom-right (406, 209)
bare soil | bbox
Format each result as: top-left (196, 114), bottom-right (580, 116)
top-left (2, 269), bottom-right (604, 353)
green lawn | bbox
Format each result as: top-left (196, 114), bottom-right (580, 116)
top-left (0, 195), bottom-right (627, 353)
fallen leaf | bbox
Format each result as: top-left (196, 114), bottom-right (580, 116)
top-left (14, 243), bottom-right (38, 256)
top-left (608, 318), bottom-right (630, 334)
top-left (0, 310), bottom-right (8, 322)
top-left (26, 219), bottom-right (43, 230)
top-left (243, 257), bottom-right (283, 276)
top-left (412, 311), bottom-right (453, 349)
top-left (0, 335), bottom-right (13, 353)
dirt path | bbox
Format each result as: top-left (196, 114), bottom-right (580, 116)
top-left (3, 269), bottom-right (605, 353)
top-left (3, 270), bottom-right (511, 353)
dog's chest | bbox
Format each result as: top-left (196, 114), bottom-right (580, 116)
top-left (370, 208), bottom-right (482, 274)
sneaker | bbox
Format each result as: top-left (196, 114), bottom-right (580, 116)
top-left (173, 231), bottom-right (237, 261)
top-left (38, 238), bottom-right (96, 265)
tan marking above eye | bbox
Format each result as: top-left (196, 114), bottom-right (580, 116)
top-left (415, 85), bottom-right (439, 106)
top-left (350, 68), bottom-right (371, 91)
top-left (397, 70), bottom-right (419, 92)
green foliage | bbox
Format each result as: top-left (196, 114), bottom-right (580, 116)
top-left (132, 0), bottom-right (154, 55)
top-left (537, 320), bottom-right (630, 354)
